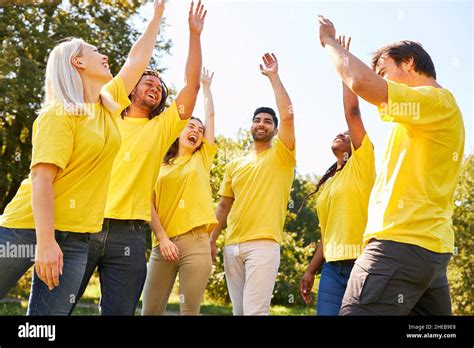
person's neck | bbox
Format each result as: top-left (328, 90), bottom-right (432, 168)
top-left (125, 104), bottom-right (150, 119)
top-left (412, 75), bottom-right (442, 88)
top-left (178, 145), bottom-right (193, 157)
top-left (254, 141), bottom-right (272, 154)
top-left (82, 77), bottom-right (104, 103)
top-left (335, 152), bottom-right (346, 170)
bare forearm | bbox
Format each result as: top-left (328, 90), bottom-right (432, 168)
top-left (186, 33), bottom-right (202, 91)
top-left (324, 38), bottom-right (387, 106)
top-left (343, 81), bottom-right (360, 117)
top-left (203, 85), bottom-right (215, 143)
top-left (305, 242), bottom-right (324, 275)
top-left (211, 203), bottom-right (231, 242)
top-left (269, 75), bottom-right (293, 122)
top-left (128, 15), bottom-right (162, 70)
top-left (32, 177), bottom-right (55, 243)
top-left (150, 204), bottom-right (168, 242)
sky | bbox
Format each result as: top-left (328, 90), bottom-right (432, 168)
top-left (136, 0), bottom-right (473, 176)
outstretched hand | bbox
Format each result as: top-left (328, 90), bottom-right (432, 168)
top-left (201, 67), bottom-right (214, 87)
top-left (317, 15), bottom-right (337, 47)
top-left (189, 0), bottom-right (207, 35)
top-left (337, 35), bottom-right (351, 51)
top-left (259, 53), bottom-right (279, 78)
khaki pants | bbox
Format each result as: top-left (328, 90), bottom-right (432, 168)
top-left (223, 239), bottom-right (280, 315)
top-left (141, 227), bottom-right (212, 315)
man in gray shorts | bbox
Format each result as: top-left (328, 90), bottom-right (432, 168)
top-left (317, 17), bottom-right (465, 315)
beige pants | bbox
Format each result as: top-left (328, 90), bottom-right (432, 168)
top-left (141, 227), bottom-right (212, 315)
top-left (223, 239), bottom-right (280, 315)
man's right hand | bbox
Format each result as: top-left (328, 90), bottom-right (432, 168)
top-left (300, 271), bottom-right (315, 305)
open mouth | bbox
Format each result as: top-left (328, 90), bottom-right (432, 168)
top-left (102, 62), bottom-right (109, 69)
top-left (146, 93), bottom-right (157, 100)
top-left (188, 134), bottom-right (198, 145)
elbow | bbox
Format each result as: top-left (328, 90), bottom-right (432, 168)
top-left (348, 77), bottom-right (362, 95)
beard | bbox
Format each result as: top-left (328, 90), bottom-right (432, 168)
top-left (251, 128), bottom-right (274, 143)
top-left (132, 94), bottom-right (160, 112)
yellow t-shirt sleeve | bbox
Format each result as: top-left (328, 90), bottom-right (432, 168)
top-left (378, 80), bottom-right (451, 127)
top-left (199, 140), bottom-right (217, 172)
top-left (350, 133), bottom-right (375, 175)
top-left (153, 102), bottom-right (189, 154)
top-left (102, 76), bottom-right (131, 113)
top-left (218, 161), bottom-right (235, 198)
top-left (275, 138), bottom-right (296, 167)
top-left (30, 114), bottom-right (74, 171)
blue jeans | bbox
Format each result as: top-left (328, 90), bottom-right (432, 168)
top-left (316, 260), bottom-right (355, 316)
top-left (0, 226), bottom-right (89, 315)
top-left (71, 219), bottom-right (148, 315)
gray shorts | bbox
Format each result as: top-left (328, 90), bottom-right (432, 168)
top-left (339, 239), bottom-right (452, 315)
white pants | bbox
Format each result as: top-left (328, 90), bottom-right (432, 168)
top-left (223, 239), bottom-right (280, 315)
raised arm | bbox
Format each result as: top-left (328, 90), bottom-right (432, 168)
top-left (175, 1), bottom-right (207, 120)
top-left (118, 0), bottom-right (166, 95)
top-left (338, 36), bottom-right (366, 149)
top-left (210, 196), bottom-right (234, 263)
top-left (201, 67), bottom-right (215, 144)
top-left (317, 15), bottom-right (388, 107)
top-left (260, 53), bottom-right (295, 151)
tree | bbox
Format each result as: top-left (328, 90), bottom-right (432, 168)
top-left (0, 1), bottom-right (172, 211)
top-left (448, 154), bottom-right (473, 315)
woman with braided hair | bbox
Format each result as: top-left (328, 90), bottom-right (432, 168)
top-left (299, 36), bottom-right (376, 315)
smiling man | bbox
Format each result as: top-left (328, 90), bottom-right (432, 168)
top-left (210, 53), bottom-right (296, 316)
top-left (317, 16), bottom-right (465, 315)
top-left (70, 0), bottom-right (208, 316)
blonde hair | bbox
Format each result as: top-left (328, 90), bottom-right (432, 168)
top-left (40, 37), bottom-right (119, 116)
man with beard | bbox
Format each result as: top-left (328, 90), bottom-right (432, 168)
top-left (70, 0), bottom-right (208, 315)
top-left (210, 53), bottom-right (296, 315)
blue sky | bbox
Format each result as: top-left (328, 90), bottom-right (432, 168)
top-left (137, 0), bottom-right (473, 176)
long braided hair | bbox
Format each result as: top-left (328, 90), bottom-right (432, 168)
top-left (296, 160), bottom-right (347, 216)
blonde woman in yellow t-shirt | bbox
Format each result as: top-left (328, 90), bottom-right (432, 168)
top-left (141, 68), bottom-right (217, 315)
top-left (299, 36), bottom-right (376, 315)
top-left (0, 0), bottom-right (166, 316)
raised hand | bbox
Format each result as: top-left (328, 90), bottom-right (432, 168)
top-left (153, 0), bottom-right (166, 20)
top-left (259, 53), bottom-right (279, 78)
top-left (317, 15), bottom-right (336, 47)
top-left (189, 0), bottom-right (207, 35)
top-left (200, 67), bottom-right (214, 87)
top-left (337, 35), bottom-right (352, 51)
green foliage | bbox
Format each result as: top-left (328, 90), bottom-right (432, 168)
top-left (273, 232), bottom-right (316, 306)
top-left (0, 1), bottom-right (171, 211)
top-left (448, 154), bottom-right (473, 315)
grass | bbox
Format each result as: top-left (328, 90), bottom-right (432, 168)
top-left (0, 300), bottom-right (314, 316)
top-left (1, 271), bottom-right (316, 316)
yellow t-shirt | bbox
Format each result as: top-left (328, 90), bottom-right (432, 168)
top-left (104, 101), bottom-right (188, 221)
top-left (316, 134), bottom-right (376, 261)
top-left (0, 76), bottom-right (130, 233)
top-left (152, 140), bottom-right (218, 247)
top-left (364, 80), bottom-right (465, 253)
top-left (219, 139), bottom-right (296, 246)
